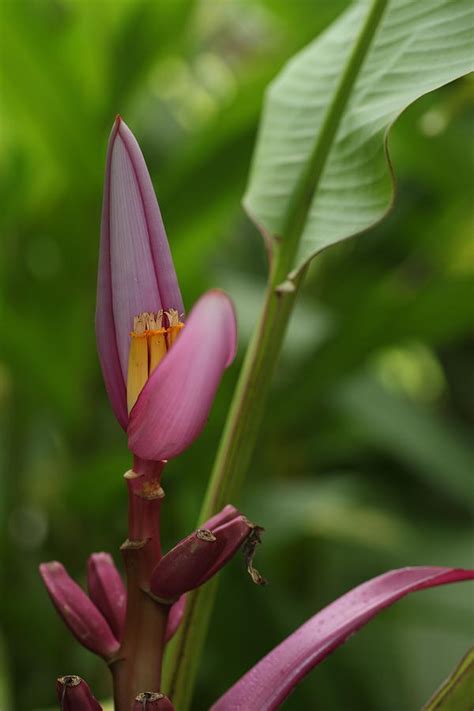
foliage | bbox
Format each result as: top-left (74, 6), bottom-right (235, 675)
top-left (0, 1), bottom-right (473, 709)
top-left (245, 0), bottom-right (474, 270)
top-left (423, 647), bottom-right (474, 710)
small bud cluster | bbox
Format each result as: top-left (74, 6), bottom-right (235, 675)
top-left (40, 504), bottom-right (264, 707)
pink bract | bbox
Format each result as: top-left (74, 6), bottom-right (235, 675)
top-left (96, 116), bottom-right (183, 429)
top-left (211, 566), bottom-right (474, 710)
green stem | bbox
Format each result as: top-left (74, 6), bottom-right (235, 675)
top-left (204, 265), bottom-right (306, 513)
top-left (164, 0), bottom-right (388, 707)
top-left (163, 262), bottom-right (306, 708)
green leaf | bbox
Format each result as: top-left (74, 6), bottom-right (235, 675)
top-left (243, 0), bottom-right (474, 275)
top-left (423, 647), bottom-right (474, 710)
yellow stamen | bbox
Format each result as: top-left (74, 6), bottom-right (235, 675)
top-left (149, 311), bottom-right (167, 374)
top-left (166, 309), bottom-right (184, 347)
top-left (127, 314), bottom-right (149, 413)
top-left (167, 323), bottom-right (184, 347)
top-left (126, 309), bottom-right (185, 413)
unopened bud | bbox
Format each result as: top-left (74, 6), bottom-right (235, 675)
top-left (40, 562), bottom-right (119, 659)
top-left (56, 675), bottom-right (102, 710)
top-left (87, 552), bottom-right (126, 640)
top-left (133, 692), bottom-right (175, 710)
top-left (150, 529), bottom-right (219, 601)
top-left (151, 507), bottom-right (265, 600)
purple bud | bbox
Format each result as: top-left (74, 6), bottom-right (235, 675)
top-left (150, 529), bottom-right (219, 601)
top-left (198, 515), bottom-right (266, 587)
top-left (56, 675), bottom-right (102, 710)
top-left (133, 692), bottom-right (175, 710)
top-left (39, 562), bottom-right (120, 659)
top-left (150, 508), bottom-right (265, 601)
top-left (87, 552), bottom-right (126, 641)
top-left (165, 594), bottom-right (186, 643)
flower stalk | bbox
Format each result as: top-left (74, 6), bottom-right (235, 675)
top-left (110, 459), bottom-right (169, 710)
top-left (41, 117), bottom-right (240, 710)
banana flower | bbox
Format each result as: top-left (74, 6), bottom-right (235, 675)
top-left (96, 117), bottom-right (236, 461)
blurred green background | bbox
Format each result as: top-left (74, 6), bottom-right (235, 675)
top-left (0, 1), bottom-right (473, 709)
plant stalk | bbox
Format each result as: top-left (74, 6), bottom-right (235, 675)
top-left (163, 262), bottom-right (306, 706)
top-left (111, 458), bottom-right (169, 710)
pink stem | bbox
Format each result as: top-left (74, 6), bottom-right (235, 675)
top-left (127, 456), bottom-right (166, 558)
top-left (110, 457), bottom-right (170, 710)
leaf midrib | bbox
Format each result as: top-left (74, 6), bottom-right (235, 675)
top-left (263, 0), bottom-right (390, 283)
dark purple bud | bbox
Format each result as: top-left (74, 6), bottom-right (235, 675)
top-left (87, 552), bottom-right (126, 640)
top-left (150, 509), bottom-right (266, 600)
top-left (165, 594), bottom-right (186, 643)
top-left (39, 562), bottom-right (119, 659)
top-left (150, 529), bottom-right (219, 601)
top-left (133, 691), bottom-right (175, 710)
top-left (56, 675), bottom-right (102, 710)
